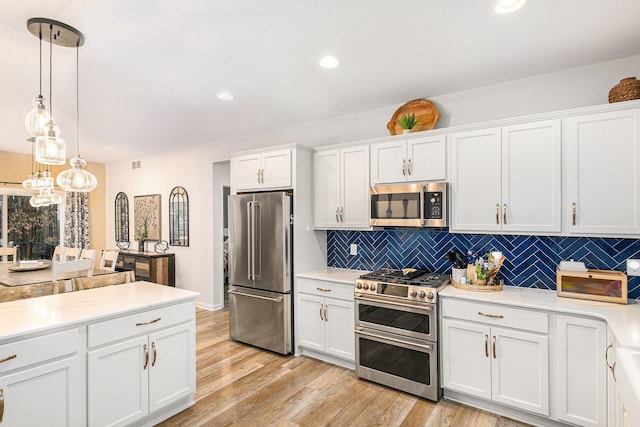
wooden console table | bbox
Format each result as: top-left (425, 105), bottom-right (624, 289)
top-left (115, 250), bottom-right (175, 286)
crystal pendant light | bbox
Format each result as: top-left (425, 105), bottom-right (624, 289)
top-left (57, 44), bottom-right (97, 193)
top-left (24, 27), bottom-right (50, 140)
top-left (34, 23), bottom-right (65, 165)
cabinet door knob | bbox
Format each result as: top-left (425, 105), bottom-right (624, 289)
top-left (151, 341), bottom-right (157, 367)
top-left (143, 344), bottom-right (149, 370)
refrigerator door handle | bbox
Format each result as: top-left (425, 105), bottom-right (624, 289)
top-left (247, 201), bottom-right (253, 281)
top-left (253, 201), bottom-right (261, 280)
top-left (228, 289), bottom-right (283, 303)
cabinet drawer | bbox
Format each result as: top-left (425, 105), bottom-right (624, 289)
top-left (441, 298), bottom-right (548, 333)
top-left (297, 278), bottom-right (354, 301)
top-left (88, 302), bottom-right (195, 348)
top-left (0, 329), bottom-right (78, 374)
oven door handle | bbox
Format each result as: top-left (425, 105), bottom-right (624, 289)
top-left (355, 327), bottom-right (432, 351)
top-left (356, 295), bottom-right (432, 311)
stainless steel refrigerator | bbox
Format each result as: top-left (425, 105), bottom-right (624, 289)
top-left (228, 191), bottom-right (293, 355)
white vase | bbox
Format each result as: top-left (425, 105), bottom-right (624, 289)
top-left (402, 129), bottom-right (412, 134)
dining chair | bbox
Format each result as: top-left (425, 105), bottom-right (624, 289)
top-left (0, 280), bottom-right (66, 302)
top-left (99, 250), bottom-right (119, 272)
top-left (72, 270), bottom-right (134, 291)
top-left (52, 258), bottom-right (95, 282)
top-left (64, 247), bottom-right (82, 262)
top-left (52, 246), bottom-right (67, 263)
top-left (80, 248), bottom-right (98, 267)
top-left (0, 247), bottom-right (17, 264)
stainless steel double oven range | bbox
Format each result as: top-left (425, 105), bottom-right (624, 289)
top-left (355, 269), bottom-right (449, 401)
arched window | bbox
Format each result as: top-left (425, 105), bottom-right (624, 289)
top-left (169, 186), bottom-right (189, 247)
top-left (115, 192), bottom-right (130, 245)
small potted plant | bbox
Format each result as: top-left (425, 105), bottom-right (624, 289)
top-left (135, 229), bottom-right (147, 252)
top-left (397, 113), bottom-right (419, 134)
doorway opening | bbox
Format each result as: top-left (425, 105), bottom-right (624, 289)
top-left (222, 185), bottom-right (230, 307)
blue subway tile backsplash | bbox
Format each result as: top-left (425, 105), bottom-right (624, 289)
top-left (327, 230), bottom-right (640, 300)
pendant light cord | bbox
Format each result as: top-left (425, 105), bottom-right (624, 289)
top-left (48, 24), bottom-right (53, 117)
top-left (38, 28), bottom-right (42, 97)
top-left (76, 44), bottom-right (80, 157)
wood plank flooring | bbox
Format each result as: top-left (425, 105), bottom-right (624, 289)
top-left (158, 308), bottom-right (531, 427)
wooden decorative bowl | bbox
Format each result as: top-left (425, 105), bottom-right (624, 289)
top-left (387, 99), bottom-right (440, 135)
top-left (450, 278), bottom-right (504, 292)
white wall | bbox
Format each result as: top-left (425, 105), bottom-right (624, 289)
top-left (105, 54), bottom-right (640, 309)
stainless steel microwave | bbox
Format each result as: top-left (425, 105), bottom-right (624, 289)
top-left (369, 182), bottom-right (448, 227)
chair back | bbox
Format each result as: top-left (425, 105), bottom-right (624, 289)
top-left (0, 247), bottom-right (17, 264)
top-left (64, 247), bottom-right (82, 262)
top-left (52, 246), bottom-right (67, 262)
top-left (52, 258), bottom-right (95, 281)
top-left (99, 250), bottom-right (119, 272)
top-left (80, 249), bottom-right (98, 269)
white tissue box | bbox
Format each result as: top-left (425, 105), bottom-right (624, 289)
top-left (19, 260), bottom-right (39, 267)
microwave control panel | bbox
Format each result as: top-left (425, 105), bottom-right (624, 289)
top-left (426, 191), bottom-right (443, 219)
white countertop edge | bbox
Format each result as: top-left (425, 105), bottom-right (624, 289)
top-left (0, 282), bottom-right (200, 342)
top-left (297, 267), bottom-right (369, 284)
top-left (439, 285), bottom-right (640, 350)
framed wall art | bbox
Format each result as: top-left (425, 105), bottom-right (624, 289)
top-left (134, 194), bottom-right (161, 241)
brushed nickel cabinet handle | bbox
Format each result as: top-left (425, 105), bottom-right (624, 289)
top-left (572, 202), bottom-right (577, 226)
top-left (257, 169), bottom-right (260, 184)
top-left (402, 159), bottom-right (406, 176)
top-left (260, 169), bottom-right (264, 183)
top-left (0, 355), bottom-right (16, 365)
top-left (335, 207), bottom-right (340, 223)
top-left (319, 304), bottom-right (324, 321)
top-left (0, 388), bottom-right (3, 423)
top-left (484, 334), bottom-right (489, 358)
top-left (611, 361), bottom-right (617, 382)
top-left (605, 343), bottom-right (613, 369)
top-left (316, 287), bottom-right (332, 292)
top-left (503, 204), bottom-right (507, 225)
top-left (492, 336), bottom-right (497, 359)
top-left (136, 317), bottom-right (161, 326)
top-left (339, 207), bottom-right (344, 223)
top-left (496, 204), bottom-right (500, 224)
top-left (478, 311), bottom-right (504, 319)
top-left (324, 305), bottom-right (328, 322)
top-left (407, 158), bottom-right (412, 176)
top-left (151, 342), bottom-right (157, 367)
top-left (143, 344), bottom-right (149, 370)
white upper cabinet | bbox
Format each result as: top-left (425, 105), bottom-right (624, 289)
top-left (449, 120), bottom-right (561, 234)
top-left (231, 149), bottom-right (292, 192)
top-left (563, 108), bottom-right (640, 236)
top-left (370, 135), bottom-right (446, 184)
top-left (314, 145), bottom-right (370, 229)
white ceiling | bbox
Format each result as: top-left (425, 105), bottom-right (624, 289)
top-left (1, 0), bottom-right (639, 163)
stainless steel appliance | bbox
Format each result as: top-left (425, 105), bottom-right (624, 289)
top-left (369, 182), bottom-right (448, 228)
top-left (355, 268), bottom-right (449, 400)
top-left (228, 191), bottom-right (293, 355)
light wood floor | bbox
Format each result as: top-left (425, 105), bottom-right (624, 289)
top-left (158, 309), bottom-right (531, 427)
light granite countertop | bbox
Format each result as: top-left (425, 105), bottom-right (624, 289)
top-left (0, 282), bottom-right (199, 342)
top-left (297, 267), bottom-right (368, 285)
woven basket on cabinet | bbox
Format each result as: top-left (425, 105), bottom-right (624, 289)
top-left (609, 77), bottom-right (640, 103)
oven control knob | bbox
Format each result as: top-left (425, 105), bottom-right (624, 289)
top-left (356, 283), bottom-right (362, 289)
top-left (427, 291), bottom-right (435, 300)
top-left (410, 290), bottom-right (417, 297)
top-left (363, 284), bottom-right (370, 290)
top-left (418, 291), bottom-right (426, 298)
top-left (370, 284), bottom-right (376, 291)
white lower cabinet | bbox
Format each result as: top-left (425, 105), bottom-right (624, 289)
top-left (296, 278), bottom-right (355, 365)
top-left (555, 315), bottom-right (607, 427)
top-left (0, 329), bottom-right (81, 427)
top-left (87, 303), bottom-right (196, 427)
top-left (441, 298), bottom-right (550, 417)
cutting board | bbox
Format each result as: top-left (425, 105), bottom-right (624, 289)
top-left (387, 99), bottom-right (441, 135)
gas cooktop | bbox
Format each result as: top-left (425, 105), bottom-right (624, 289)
top-left (358, 268), bottom-right (450, 287)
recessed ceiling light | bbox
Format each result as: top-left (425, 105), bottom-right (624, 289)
top-left (319, 55), bottom-right (340, 69)
top-left (217, 91), bottom-right (234, 101)
top-left (494, 0), bottom-right (526, 14)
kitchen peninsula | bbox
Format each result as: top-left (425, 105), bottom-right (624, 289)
top-left (0, 282), bottom-right (198, 427)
